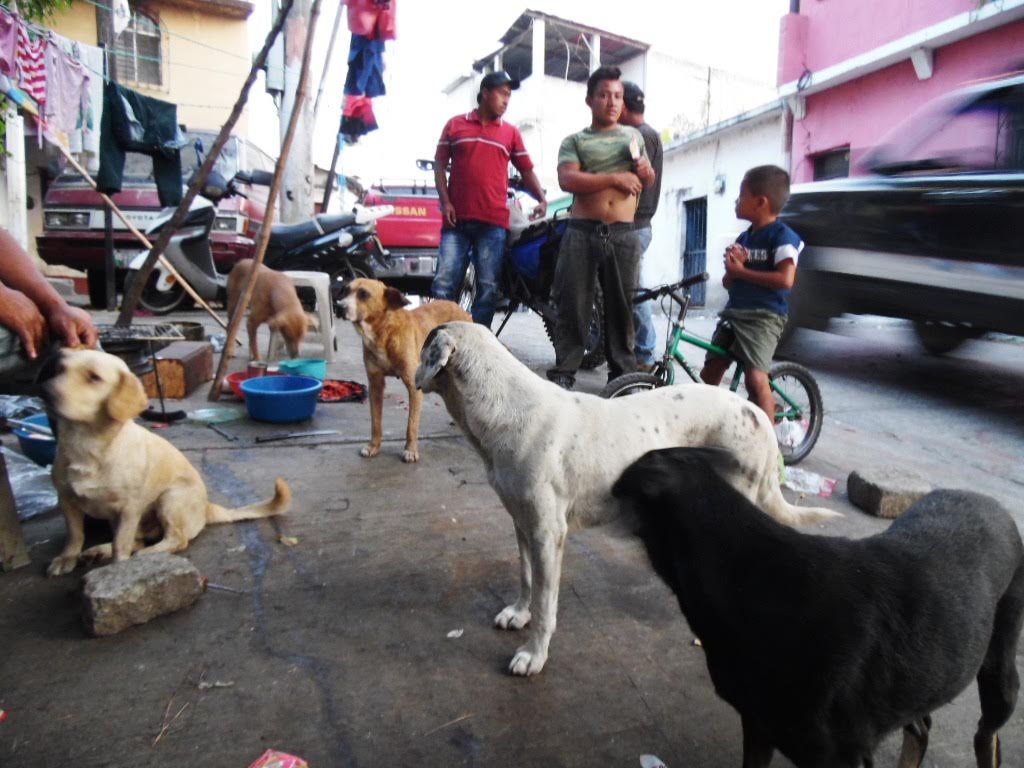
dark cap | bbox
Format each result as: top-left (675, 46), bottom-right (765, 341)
top-left (480, 70), bottom-right (520, 92)
top-left (623, 81), bottom-right (645, 113)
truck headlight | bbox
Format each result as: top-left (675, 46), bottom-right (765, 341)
top-left (44, 211), bottom-right (91, 228)
top-left (214, 215), bottom-right (243, 233)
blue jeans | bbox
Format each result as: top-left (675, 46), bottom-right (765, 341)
top-left (431, 221), bottom-right (507, 327)
top-left (632, 226), bottom-right (657, 365)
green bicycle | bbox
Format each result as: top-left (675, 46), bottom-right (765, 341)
top-left (601, 272), bottom-right (823, 464)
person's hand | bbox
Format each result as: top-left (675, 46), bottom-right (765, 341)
top-left (724, 248), bottom-right (748, 278)
top-left (46, 303), bottom-right (98, 349)
top-left (0, 285), bottom-right (48, 359)
top-left (612, 172), bottom-right (643, 196)
top-left (529, 199), bottom-right (548, 221)
top-left (633, 155), bottom-right (653, 180)
top-left (725, 243), bottom-right (749, 264)
top-left (441, 201), bottom-right (458, 228)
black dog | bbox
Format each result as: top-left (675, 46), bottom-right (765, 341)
top-left (612, 447), bottom-right (1024, 768)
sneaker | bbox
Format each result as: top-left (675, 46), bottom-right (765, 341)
top-left (637, 362), bottom-right (656, 373)
top-left (551, 374), bottom-right (575, 391)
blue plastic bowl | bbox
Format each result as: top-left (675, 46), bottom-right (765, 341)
top-left (240, 375), bottom-right (322, 423)
top-left (13, 413), bottom-right (57, 466)
top-left (277, 358), bottom-right (327, 381)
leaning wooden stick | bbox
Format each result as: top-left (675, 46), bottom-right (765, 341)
top-left (116, 0), bottom-right (297, 327)
top-left (208, 0), bottom-right (323, 401)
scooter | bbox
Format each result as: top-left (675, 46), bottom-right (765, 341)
top-left (124, 169), bottom-right (393, 315)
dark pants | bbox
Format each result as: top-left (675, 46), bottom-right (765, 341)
top-left (547, 220), bottom-right (641, 382)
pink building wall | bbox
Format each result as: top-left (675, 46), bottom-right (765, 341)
top-left (778, 1), bottom-right (1024, 183)
top-left (780, 0), bottom-right (989, 83)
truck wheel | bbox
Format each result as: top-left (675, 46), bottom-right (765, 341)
top-left (913, 321), bottom-right (980, 355)
top-left (123, 269), bottom-right (189, 315)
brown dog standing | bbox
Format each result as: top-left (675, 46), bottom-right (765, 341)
top-left (226, 259), bottom-right (308, 360)
top-left (338, 278), bottom-right (470, 462)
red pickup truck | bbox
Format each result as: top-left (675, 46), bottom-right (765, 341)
top-left (361, 173), bottom-right (442, 295)
top-left (36, 132), bottom-right (276, 307)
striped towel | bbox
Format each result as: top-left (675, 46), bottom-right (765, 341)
top-left (15, 20), bottom-right (47, 106)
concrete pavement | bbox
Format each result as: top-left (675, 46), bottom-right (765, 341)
top-left (0, 307), bottom-right (1019, 767)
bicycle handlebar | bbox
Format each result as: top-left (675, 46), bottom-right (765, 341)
top-left (633, 272), bottom-right (710, 305)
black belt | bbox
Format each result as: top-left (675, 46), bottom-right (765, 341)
top-left (568, 219), bottom-right (635, 236)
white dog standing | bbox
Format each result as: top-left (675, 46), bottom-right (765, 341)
top-left (415, 322), bottom-right (838, 676)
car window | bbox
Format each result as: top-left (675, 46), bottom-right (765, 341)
top-left (869, 84), bottom-right (1024, 174)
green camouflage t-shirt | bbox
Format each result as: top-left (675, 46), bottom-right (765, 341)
top-left (557, 124), bottom-right (647, 174)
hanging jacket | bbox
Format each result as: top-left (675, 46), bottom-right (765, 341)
top-left (96, 80), bottom-right (186, 206)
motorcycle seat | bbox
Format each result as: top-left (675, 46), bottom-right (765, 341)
top-left (268, 212), bottom-right (357, 252)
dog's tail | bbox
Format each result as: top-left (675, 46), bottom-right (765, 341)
top-left (206, 477), bottom-right (291, 524)
top-left (757, 457), bottom-right (842, 527)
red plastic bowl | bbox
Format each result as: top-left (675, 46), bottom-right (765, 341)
top-left (226, 371), bottom-right (249, 399)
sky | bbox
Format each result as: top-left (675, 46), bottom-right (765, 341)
top-left (249, 0), bottom-right (791, 187)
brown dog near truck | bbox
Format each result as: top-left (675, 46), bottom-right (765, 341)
top-left (227, 259), bottom-right (308, 361)
top-left (337, 278), bottom-right (470, 462)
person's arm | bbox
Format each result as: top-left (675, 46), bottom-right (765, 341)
top-left (434, 126), bottom-right (456, 227)
top-left (0, 227), bottom-right (98, 356)
top-left (634, 154), bottom-right (655, 188)
top-left (519, 168), bottom-right (548, 220)
top-left (557, 162), bottom-right (642, 196)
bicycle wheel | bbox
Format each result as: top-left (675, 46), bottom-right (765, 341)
top-left (769, 361), bottom-right (823, 465)
top-left (600, 372), bottom-right (664, 399)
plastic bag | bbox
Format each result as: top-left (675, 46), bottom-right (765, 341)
top-left (2, 445), bottom-right (58, 520)
top-left (783, 467), bottom-right (837, 498)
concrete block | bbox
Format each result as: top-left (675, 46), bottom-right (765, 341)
top-left (82, 553), bottom-right (204, 636)
top-left (848, 468), bottom-right (932, 519)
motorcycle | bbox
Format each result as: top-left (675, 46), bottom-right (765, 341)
top-left (460, 181), bottom-right (606, 370)
top-left (124, 168), bottom-right (393, 315)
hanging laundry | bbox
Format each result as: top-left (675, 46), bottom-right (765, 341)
top-left (96, 81), bottom-right (187, 206)
top-left (43, 35), bottom-right (90, 152)
top-left (340, 94), bottom-right (377, 141)
top-left (344, 34), bottom-right (385, 98)
top-left (15, 19), bottom-right (47, 107)
top-left (0, 7), bottom-right (16, 78)
top-left (346, 0), bottom-right (397, 41)
top-left (75, 43), bottom-right (105, 170)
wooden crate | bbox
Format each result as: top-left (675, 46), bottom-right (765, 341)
top-left (141, 341), bottom-right (213, 399)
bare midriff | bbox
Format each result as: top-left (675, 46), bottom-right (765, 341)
top-left (571, 186), bottom-right (637, 224)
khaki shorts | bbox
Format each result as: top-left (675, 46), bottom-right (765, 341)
top-left (706, 308), bottom-right (787, 372)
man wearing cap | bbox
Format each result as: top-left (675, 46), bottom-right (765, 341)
top-left (619, 81), bottom-right (664, 372)
top-left (432, 70), bottom-right (547, 328)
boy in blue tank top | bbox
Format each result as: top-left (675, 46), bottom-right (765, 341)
top-left (700, 165), bottom-right (802, 421)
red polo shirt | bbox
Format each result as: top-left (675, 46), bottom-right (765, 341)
top-left (435, 110), bottom-right (534, 229)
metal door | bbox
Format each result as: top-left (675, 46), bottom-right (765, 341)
top-left (682, 197), bottom-right (707, 306)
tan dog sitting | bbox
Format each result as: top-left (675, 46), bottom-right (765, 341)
top-left (227, 259), bottom-right (308, 360)
top-left (44, 349), bottom-right (291, 576)
top-left (337, 278), bottom-right (470, 462)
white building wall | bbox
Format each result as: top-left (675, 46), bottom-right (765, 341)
top-left (648, 109), bottom-right (785, 311)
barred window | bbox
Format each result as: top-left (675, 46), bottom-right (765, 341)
top-left (96, 5), bottom-right (164, 87)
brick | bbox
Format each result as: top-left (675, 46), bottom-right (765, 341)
top-left (82, 553), bottom-right (205, 636)
top-left (847, 468), bottom-right (932, 519)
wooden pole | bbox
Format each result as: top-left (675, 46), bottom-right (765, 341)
top-left (116, 0), bottom-right (296, 326)
top-left (208, 0), bottom-right (323, 401)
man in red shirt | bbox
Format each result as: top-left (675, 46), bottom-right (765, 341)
top-left (432, 71), bottom-right (547, 327)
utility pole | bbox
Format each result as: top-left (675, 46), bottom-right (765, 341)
top-left (279, 0), bottom-right (316, 222)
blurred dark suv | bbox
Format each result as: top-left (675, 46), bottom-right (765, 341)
top-left (36, 132), bottom-right (276, 308)
top-left (781, 72), bottom-right (1024, 353)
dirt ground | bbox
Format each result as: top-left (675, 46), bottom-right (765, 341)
top-left (1, 309), bottom-right (1021, 767)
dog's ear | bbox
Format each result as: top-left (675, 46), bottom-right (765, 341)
top-left (384, 286), bottom-right (410, 309)
top-left (415, 326), bottom-right (456, 391)
top-left (106, 369), bottom-right (149, 422)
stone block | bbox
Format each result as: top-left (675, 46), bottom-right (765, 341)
top-left (848, 468), bottom-right (932, 519)
top-left (82, 553), bottom-right (204, 636)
